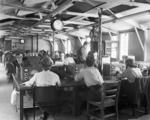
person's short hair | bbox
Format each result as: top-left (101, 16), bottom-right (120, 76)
top-left (22, 57), bottom-right (28, 61)
top-left (83, 41), bottom-right (89, 46)
top-left (40, 57), bottom-right (52, 70)
top-left (125, 58), bottom-right (136, 68)
top-left (38, 50), bottom-right (46, 57)
top-left (66, 54), bottom-right (70, 57)
top-left (86, 57), bottom-right (95, 67)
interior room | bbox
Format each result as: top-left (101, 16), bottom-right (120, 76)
top-left (0, 0), bottom-right (150, 120)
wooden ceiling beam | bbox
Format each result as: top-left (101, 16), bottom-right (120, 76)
top-left (98, 0), bottom-right (130, 10)
top-left (146, 0), bottom-right (150, 3)
top-left (82, 0), bottom-right (97, 6)
top-left (63, 20), bottom-right (94, 25)
top-left (103, 10), bottom-right (150, 26)
top-left (92, 0), bottom-right (114, 2)
top-left (1, 2), bottom-right (51, 12)
top-left (61, 9), bottom-right (150, 35)
top-left (107, 9), bottom-right (147, 31)
top-left (62, 11), bottom-right (110, 18)
top-left (27, 0), bottom-right (76, 32)
top-left (124, 1), bottom-right (150, 7)
top-left (69, 0), bottom-right (130, 21)
top-left (134, 27), bottom-right (144, 51)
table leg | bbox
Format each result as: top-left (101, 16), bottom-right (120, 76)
top-left (73, 86), bottom-right (79, 117)
top-left (20, 90), bottom-right (24, 120)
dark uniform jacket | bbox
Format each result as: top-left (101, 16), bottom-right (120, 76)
top-left (77, 46), bottom-right (87, 63)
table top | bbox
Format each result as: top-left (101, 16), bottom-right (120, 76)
top-left (12, 73), bottom-right (118, 91)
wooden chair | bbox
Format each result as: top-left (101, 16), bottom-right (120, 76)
top-left (33, 86), bottom-right (57, 120)
top-left (87, 81), bottom-right (121, 120)
top-left (120, 77), bottom-right (150, 116)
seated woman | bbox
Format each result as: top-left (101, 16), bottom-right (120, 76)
top-left (74, 56), bottom-right (104, 115)
top-left (117, 58), bottom-right (142, 83)
top-left (21, 57), bottom-right (61, 120)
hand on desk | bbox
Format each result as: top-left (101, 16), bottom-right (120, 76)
top-left (20, 83), bottom-right (26, 86)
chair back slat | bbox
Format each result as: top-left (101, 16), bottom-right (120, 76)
top-left (33, 86), bottom-right (56, 103)
top-left (106, 89), bottom-right (117, 93)
top-left (105, 94), bottom-right (116, 99)
top-left (103, 81), bottom-right (121, 101)
top-left (87, 80), bottom-right (121, 120)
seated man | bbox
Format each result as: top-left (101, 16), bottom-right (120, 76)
top-left (22, 57), bottom-right (61, 120)
top-left (74, 56), bottom-right (104, 115)
top-left (51, 53), bottom-right (68, 79)
top-left (5, 61), bottom-right (15, 84)
top-left (54, 52), bottom-right (68, 65)
top-left (21, 57), bottom-right (32, 67)
top-left (65, 54), bottom-right (75, 65)
top-left (117, 58), bottom-right (142, 83)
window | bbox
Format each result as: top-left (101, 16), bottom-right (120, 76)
top-left (112, 35), bottom-right (118, 41)
top-left (111, 42), bottom-right (118, 58)
top-left (67, 40), bottom-right (71, 54)
top-left (64, 39), bottom-right (71, 54)
top-left (120, 33), bottom-right (128, 60)
top-left (54, 42), bottom-right (58, 51)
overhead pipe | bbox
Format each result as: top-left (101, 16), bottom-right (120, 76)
top-left (27, 0), bottom-right (76, 32)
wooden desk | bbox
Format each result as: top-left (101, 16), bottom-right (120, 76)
top-left (12, 74), bottom-right (117, 120)
top-left (12, 74), bottom-right (85, 120)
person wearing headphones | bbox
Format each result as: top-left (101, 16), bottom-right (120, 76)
top-left (74, 55), bottom-right (103, 115)
top-left (21, 57), bottom-right (61, 120)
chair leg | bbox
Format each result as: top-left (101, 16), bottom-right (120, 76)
top-left (101, 107), bottom-right (104, 120)
top-left (132, 107), bottom-right (135, 116)
top-left (116, 103), bottom-right (119, 120)
top-left (87, 102), bottom-right (89, 120)
top-left (52, 104), bottom-right (56, 120)
top-left (145, 105), bottom-right (148, 114)
top-left (33, 105), bottom-right (35, 120)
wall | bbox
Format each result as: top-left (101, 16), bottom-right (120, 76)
top-left (4, 40), bottom-right (12, 51)
top-left (102, 34), bottom-right (111, 41)
top-left (128, 31), bottom-right (145, 61)
top-left (103, 32), bottom-right (146, 61)
top-left (38, 38), bottom-right (51, 52)
top-left (11, 36), bottom-right (51, 52)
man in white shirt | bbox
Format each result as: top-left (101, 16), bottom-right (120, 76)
top-left (74, 56), bottom-right (103, 115)
top-left (22, 56), bottom-right (61, 120)
top-left (65, 54), bottom-right (75, 64)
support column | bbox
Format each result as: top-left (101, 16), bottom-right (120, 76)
top-left (53, 31), bottom-right (55, 57)
top-left (36, 34), bottom-right (39, 52)
top-left (98, 8), bottom-right (103, 75)
top-left (31, 36), bottom-right (33, 53)
top-left (118, 33), bottom-right (121, 60)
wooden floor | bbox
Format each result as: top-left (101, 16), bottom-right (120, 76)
top-left (0, 62), bottom-right (150, 120)
top-left (0, 63), bottom-right (19, 120)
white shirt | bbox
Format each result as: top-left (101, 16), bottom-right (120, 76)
top-left (23, 70), bottom-right (61, 87)
top-left (74, 67), bottom-right (104, 87)
top-left (119, 67), bottom-right (142, 83)
top-left (65, 57), bottom-right (75, 64)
